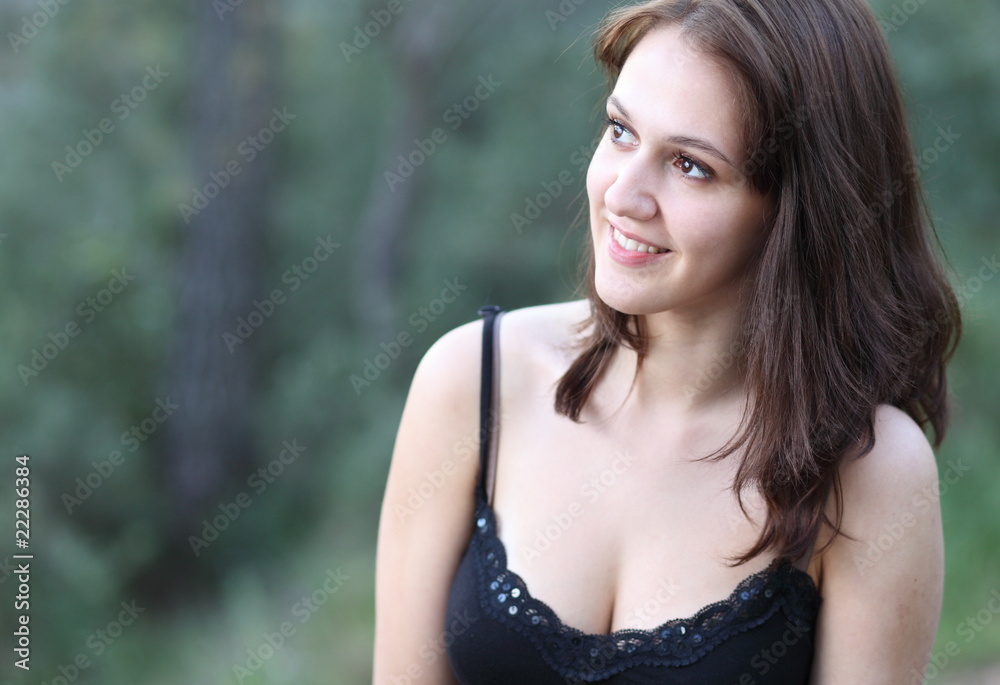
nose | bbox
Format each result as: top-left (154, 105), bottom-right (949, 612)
top-left (603, 154), bottom-right (658, 222)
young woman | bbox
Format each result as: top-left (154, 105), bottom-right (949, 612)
top-left (374, 1), bottom-right (961, 683)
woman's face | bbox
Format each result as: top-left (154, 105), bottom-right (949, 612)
top-left (587, 26), bottom-right (771, 319)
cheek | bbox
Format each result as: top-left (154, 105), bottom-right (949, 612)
top-left (662, 203), bottom-right (759, 279)
top-left (696, 191), bottom-right (765, 237)
top-left (690, 208), bottom-right (739, 244)
top-left (688, 203), bottom-right (767, 265)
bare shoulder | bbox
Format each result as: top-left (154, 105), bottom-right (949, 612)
top-left (499, 298), bottom-right (591, 336)
top-left (496, 299), bottom-right (593, 371)
top-left (838, 404), bottom-right (939, 510)
top-left (808, 403), bottom-right (945, 683)
top-left (402, 299), bottom-right (589, 432)
top-left (374, 301), bottom-right (593, 682)
top-left (816, 403), bottom-right (941, 569)
top-left (379, 313), bottom-right (487, 530)
top-left (373, 312), bottom-right (490, 684)
top-left (410, 313), bottom-right (486, 410)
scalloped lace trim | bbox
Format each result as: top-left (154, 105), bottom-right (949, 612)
top-left (470, 499), bottom-right (821, 681)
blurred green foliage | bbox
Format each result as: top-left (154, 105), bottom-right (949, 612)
top-left (0, 0), bottom-right (997, 683)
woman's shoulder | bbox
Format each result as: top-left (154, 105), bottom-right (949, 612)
top-left (839, 404), bottom-right (939, 503)
top-left (412, 299), bottom-right (592, 413)
top-left (815, 403), bottom-right (941, 580)
top-left (490, 300), bottom-right (595, 391)
top-left (421, 299), bottom-right (592, 373)
top-left (808, 406), bottom-right (944, 676)
top-left (499, 298), bottom-right (593, 351)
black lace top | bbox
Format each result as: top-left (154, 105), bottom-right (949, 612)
top-left (445, 305), bottom-right (822, 684)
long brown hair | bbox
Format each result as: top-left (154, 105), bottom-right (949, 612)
top-left (555, 0), bottom-right (962, 565)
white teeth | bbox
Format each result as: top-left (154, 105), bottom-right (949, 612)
top-left (613, 227), bottom-right (667, 254)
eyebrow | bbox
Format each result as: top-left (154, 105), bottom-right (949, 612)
top-left (607, 94), bottom-right (738, 169)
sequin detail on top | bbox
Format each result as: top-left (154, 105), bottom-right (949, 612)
top-left (471, 498), bottom-right (821, 682)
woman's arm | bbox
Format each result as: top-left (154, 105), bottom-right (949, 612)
top-left (810, 404), bottom-right (945, 684)
top-left (372, 319), bottom-right (485, 685)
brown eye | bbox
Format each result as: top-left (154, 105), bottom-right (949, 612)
top-left (674, 153), bottom-right (712, 180)
top-left (605, 117), bottom-right (636, 145)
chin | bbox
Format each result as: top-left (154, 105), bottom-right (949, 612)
top-left (593, 272), bottom-right (665, 317)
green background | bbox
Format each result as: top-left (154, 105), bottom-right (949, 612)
top-left (1, 1), bottom-right (997, 683)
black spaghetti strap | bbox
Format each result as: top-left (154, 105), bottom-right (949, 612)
top-left (476, 305), bottom-right (503, 501)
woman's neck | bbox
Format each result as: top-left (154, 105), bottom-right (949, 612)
top-left (614, 305), bottom-right (747, 416)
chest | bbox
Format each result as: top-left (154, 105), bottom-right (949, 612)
top-left (490, 405), bottom-right (776, 635)
top-left (446, 531), bottom-right (819, 685)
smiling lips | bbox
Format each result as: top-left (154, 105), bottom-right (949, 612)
top-left (607, 225), bottom-right (672, 267)
top-left (612, 226), bottom-right (670, 254)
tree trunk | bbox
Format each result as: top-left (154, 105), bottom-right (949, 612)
top-left (353, 3), bottom-right (476, 342)
top-left (152, 0), bottom-right (280, 595)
